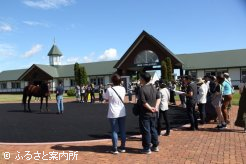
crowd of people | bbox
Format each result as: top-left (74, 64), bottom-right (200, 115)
top-left (102, 71), bottom-right (246, 155)
top-left (53, 71), bottom-right (246, 155)
top-left (179, 73), bottom-right (234, 130)
top-left (74, 83), bottom-right (111, 103)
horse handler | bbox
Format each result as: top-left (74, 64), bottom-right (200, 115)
top-left (56, 81), bottom-right (64, 114)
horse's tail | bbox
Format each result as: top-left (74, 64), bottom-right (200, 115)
top-left (22, 86), bottom-right (28, 104)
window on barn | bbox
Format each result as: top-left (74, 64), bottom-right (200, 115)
top-left (242, 69), bottom-right (246, 76)
top-left (205, 71), bottom-right (216, 76)
top-left (0, 83), bottom-right (7, 89)
top-left (70, 79), bottom-right (76, 86)
top-left (90, 77), bottom-right (97, 85)
top-left (11, 82), bottom-right (20, 89)
top-left (90, 77), bottom-right (104, 86)
top-left (97, 77), bottom-right (104, 85)
top-left (190, 71), bottom-right (197, 78)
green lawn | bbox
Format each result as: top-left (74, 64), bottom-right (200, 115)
top-left (0, 94), bottom-right (22, 102)
top-left (231, 91), bottom-right (240, 105)
top-left (0, 93), bottom-right (74, 102)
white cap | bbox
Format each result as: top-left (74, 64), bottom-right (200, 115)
top-left (224, 73), bottom-right (229, 77)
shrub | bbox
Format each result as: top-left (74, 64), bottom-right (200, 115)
top-left (67, 88), bottom-right (75, 97)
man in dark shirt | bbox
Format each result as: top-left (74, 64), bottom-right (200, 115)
top-left (56, 80), bottom-right (64, 114)
top-left (138, 72), bottom-right (160, 154)
top-left (183, 75), bottom-right (198, 130)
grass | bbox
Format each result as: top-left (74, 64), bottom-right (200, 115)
top-left (0, 93), bottom-right (74, 103)
top-left (231, 91), bottom-right (240, 106)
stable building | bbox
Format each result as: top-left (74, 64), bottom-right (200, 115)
top-left (0, 30), bottom-right (245, 93)
top-left (177, 49), bottom-right (246, 86)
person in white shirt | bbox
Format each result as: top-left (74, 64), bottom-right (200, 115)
top-left (103, 74), bottom-right (126, 154)
top-left (196, 78), bottom-right (208, 124)
top-left (157, 81), bottom-right (171, 136)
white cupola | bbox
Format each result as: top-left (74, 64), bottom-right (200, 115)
top-left (47, 44), bottom-right (63, 66)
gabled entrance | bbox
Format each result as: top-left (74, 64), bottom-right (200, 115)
top-left (114, 31), bottom-right (183, 77)
top-left (18, 64), bottom-right (55, 83)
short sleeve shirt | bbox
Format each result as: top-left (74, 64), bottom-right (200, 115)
top-left (139, 84), bottom-right (160, 117)
top-left (222, 80), bottom-right (232, 95)
top-left (103, 86), bottom-right (126, 118)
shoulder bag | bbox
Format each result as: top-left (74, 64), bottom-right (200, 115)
top-left (111, 87), bottom-right (124, 105)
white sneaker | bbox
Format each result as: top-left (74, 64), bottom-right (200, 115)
top-left (110, 150), bottom-right (119, 155)
top-left (222, 123), bottom-right (227, 129)
top-left (151, 146), bottom-right (159, 152)
top-left (118, 149), bottom-right (126, 153)
top-left (141, 149), bottom-right (151, 154)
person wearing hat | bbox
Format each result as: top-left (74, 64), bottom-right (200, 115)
top-left (138, 72), bottom-right (160, 154)
top-left (223, 73), bottom-right (231, 83)
top-left (222, 73), bottom-right (233, 124)
top-left (196, 77), bottom-right (208, 124)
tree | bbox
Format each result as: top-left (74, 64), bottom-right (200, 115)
top-left (161, 60), bottom-right (168, 82)
top-left (81, 66), bottom-right (88, 85)
top-left (74, 63), bottom-right (87, 86)
top-left (74, 62), bottom-right (80, 85)
top-left (165, 57), bottom-right (173, 81)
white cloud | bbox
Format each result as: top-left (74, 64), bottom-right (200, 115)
top-left (23, 21), bottom-right (49, 27)
top-left (0, 44), bottom-right (15, 56)
top-left (98, 48), bottom-right (117, 61)
top-left (62, 48), bottom-right (118, 65)
top-left (23, 0), bottom-right (75, 9)
top-left (0, 23), bottom-right (12, 32)
top-left (79, 52), bottom-right (95, 63)
top-left (82, 56), bottom-right (93, 63)
top-left (23, 44), bottom-right (43, 58)
top-left (66, 57), bottom-right (79, 64)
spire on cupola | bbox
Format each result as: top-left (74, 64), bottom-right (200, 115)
top-left (48, 39), bottom-right (63, 66)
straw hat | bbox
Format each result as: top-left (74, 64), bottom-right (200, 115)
top-left (196, 77), bottom-right (204, 84)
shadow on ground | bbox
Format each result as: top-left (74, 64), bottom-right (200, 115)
top-left (0, 102), bottom-right (189, 143)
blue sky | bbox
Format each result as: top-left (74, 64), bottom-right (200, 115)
top-left (0, 0), bottom-right (246, 72)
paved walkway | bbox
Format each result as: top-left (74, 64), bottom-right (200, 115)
top-left (0, 104), bottom-right (246, 164)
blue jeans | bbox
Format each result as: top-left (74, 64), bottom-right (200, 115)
top-left (57, 95), bottom-right (64, 113)
top-left (109, 116), bottom-right (126, 150)
top-left (139, 116), bottom-right (159, 150)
